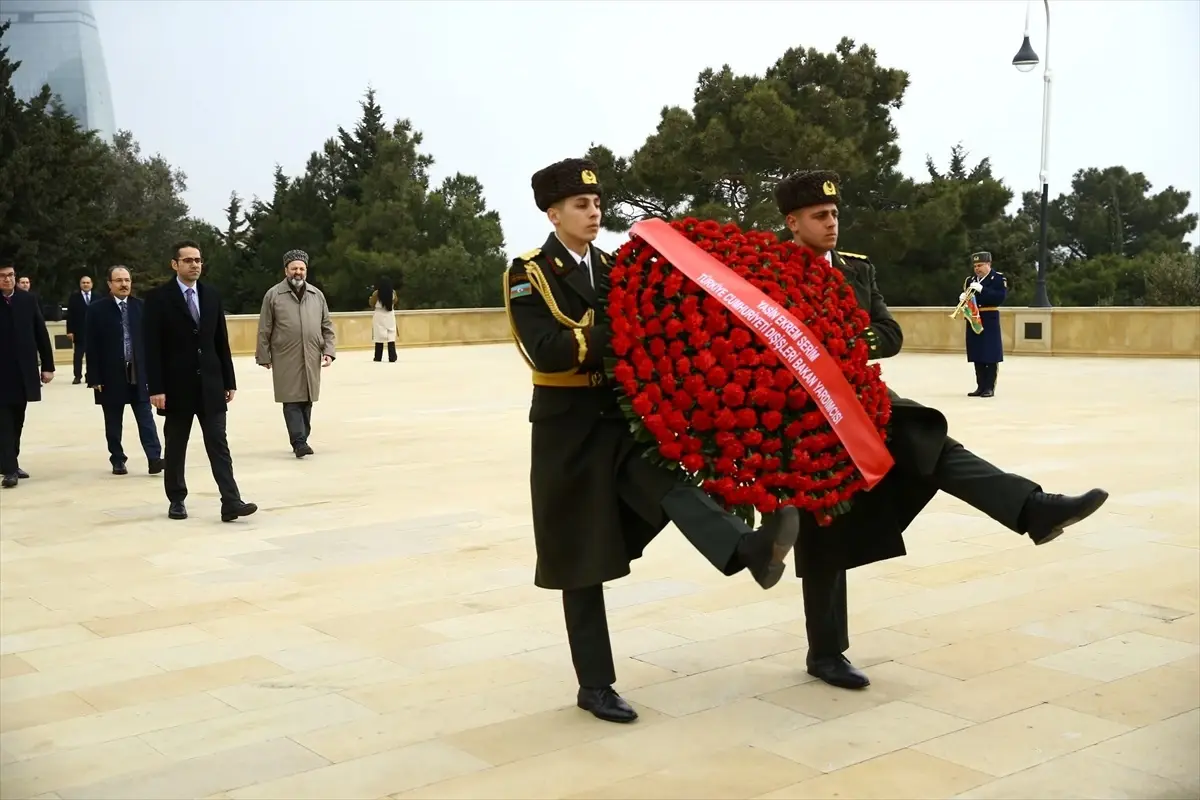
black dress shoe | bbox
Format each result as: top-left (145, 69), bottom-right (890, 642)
top-left (1021, 488), bottom-right (1109, 545)
top-left (577, 686), bottom-right (638, 723)
top-left (1, 474), bottom-right (17, 488)
top-left (112, 463), bottom-right (128, 475)
top-left (168, 501), bottom-right (188, 520)
top-left (221, 500), bottom-right (259, 523)
top-left (148, 458), bottom-right (164, 475)
top-left (15, 468), bottom-right (29, 479)
top-left (72, 377), bottom-right (81, 384)
top-left (293, 444), bottom-right (314, 458)
top-left (807, 654), bottom-right (871, 689)
top-left (736, 506), bottom-right (801, 589)
top-left (979, 390), bottom-right (994, 398)
top-left (967, 388), bottom-right (983, 397)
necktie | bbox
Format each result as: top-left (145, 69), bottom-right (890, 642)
top-left (119, 301), bottom-right (132, 363)
top-left (580, 255), bottom-right (593, 288)
top-left (185, 287), bottom-right (200, 324)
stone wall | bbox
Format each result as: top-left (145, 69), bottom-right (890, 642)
top-left (43, 306), bottom-right (1200, 359)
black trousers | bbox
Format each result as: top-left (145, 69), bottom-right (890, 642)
top-left (563, 452), bottom-right (752, 688)
top-left (102, 398), bottom-right (162, 466)
top-left (0, 402), bottom-right (27, 475)
top-left (973, 362), bottom-right (999, 392)
top-left (282, 401), bottom-right (313, 447)
top-left (73, 339), bottom-right (86, 380)
top-left (162, 409), bottom-right (241, 504)
top-left (373, 342), bottom-right (397, 362)
top-left (804, 437), bottom-right (1040, 658)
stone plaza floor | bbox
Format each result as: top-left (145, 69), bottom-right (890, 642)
top-left (1, 345), bottom-right (1198, 800)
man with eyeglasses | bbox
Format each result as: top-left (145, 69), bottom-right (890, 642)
top-left (143, 241), bottom-right (257, 522)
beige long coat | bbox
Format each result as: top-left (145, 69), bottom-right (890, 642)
top-left (255, 281), bottom-right (336, 403)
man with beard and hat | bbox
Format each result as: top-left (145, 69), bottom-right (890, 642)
top-left (255, 250), bottom-right (336, 458)
top-left (505, 157), bottom-right (802, 724)
top-left (772, 169), bottom-right (1110, 690)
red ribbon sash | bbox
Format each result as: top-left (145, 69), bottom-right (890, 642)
top-left (631, 219), bottom-right (894, 488)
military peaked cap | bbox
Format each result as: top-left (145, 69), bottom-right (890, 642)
top-left (774, 170), bottom-right (841, 215)
top-left (531, 158), bottom-right (603, 211)
top-left (971, 251), bottom-right (992, 264)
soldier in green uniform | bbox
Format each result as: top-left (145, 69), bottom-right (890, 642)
top-left (505, 158), bottom-right (802, 724)
top-left (773, 170), bottom-right (1110, 690)
top-left (962, 251), bottom-right (1007, 397)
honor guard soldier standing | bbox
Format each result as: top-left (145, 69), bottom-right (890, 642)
top-left (773, 170), bottom-right (1110, 691)
top-left (962, 251), bottom-right (1007, 397)
top-left (505, 158), bottom-right (802, 724)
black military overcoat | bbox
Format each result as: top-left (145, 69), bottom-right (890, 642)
top-left (793, 250), bottom-right (952, 578)
top-left (506, 233), bottom-right (672, 591)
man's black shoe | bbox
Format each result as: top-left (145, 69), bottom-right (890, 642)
top-left (294, 444), bottom-right (314, 458)
top-left (168, 501), bottom-right (188, 520)
top-left (221, 501), bottom-right (258, 523)
top-left (1, 474), bottom-right (17, 488)
top-left (72, 377), bottom-right (81, 384)
top-left (1022, 489), bottom-right (1109, 545)
top-left (577, 686), bottom-right (638, 723)
top-left (148, 459), bottom-right (164, 475)
top-left (979, 390), bottom-right (995, 398)
top-left (737, 506), bottom-right (800, 590)
top-left (967, 388), bottom-right (983, 397)
top-left (807, 654), bottom-right (871, 690)
top-left (15, 468), bottom-right (28, 479)
top-left (112, 463), bottom-right (128, 475)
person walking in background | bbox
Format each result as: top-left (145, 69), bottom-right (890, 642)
top-left (0, 262), bottom-right (55, 488)
top-left (66, 274), bottom-right (95, 384)
top-left (143, 240), bottom-right (257, 522)
top-left (85, 266), bottom-right (163, 476)
top-left (255, 250), bottom-right (336, 458)
top-left (369, 276), bottom-right (399, 362)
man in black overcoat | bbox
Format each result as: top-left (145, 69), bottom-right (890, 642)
top-left (774, 171), bottom-right (1110, 690)
top-left (143, 241), bottom-right (257, 523)
top-left (505, 158), bottom-right (802, 724)
top-left (66, 274), bottom-right (96, 384)
top-left (85, 266), bottom-right (164, 475)
top-left (0, 263), bottom-right (55, 488)
top-left (962, 251), bottom-right (1007, 397)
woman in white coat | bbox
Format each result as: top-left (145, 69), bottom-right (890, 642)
top-left (368, 277), bottom-right (399, 362)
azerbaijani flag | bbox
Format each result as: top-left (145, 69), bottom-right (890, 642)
top-left (965, 293), bottom-right (984, 335)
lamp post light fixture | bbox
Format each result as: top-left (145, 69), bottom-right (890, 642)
top-left (1013, 0), bottom-right (1053, 308)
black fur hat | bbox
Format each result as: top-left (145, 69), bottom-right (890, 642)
top-left (774, 170), bottom-right (841, 216)
top-left (531, 158), bottom-right (603, 212)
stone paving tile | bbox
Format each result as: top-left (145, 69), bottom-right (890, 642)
top-left (1, 348), bottom-right (1197, 799)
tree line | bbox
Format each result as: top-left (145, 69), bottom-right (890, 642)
top-left (2, 24), bottom-right (1196, 313)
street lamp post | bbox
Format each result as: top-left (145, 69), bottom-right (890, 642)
top-left (1013, 0), bottom-right (1053, 308)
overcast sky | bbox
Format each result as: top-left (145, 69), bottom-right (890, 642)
top-left (89, 0), bottom-right (1200, 259)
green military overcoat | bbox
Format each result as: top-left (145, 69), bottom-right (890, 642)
top-left (506, 233), bottom-right (673, 591)
top-left (792, 250), bottom-right (950, 578)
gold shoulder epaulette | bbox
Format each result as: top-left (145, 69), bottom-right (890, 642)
top-left (518, 247), bottom-right (542, 262)
top-left (838, 251), bottom-right (870, 261)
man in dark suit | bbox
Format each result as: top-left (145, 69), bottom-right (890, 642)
top-left (773, 170), bottom-right (1109, 690)
top-left (143, 241), bottom-right (257, 522)
top-left (0, 262), bottom-right (55, 488)
top-left (86, 266), bottom-right (164, 476)
top-left (66, 274), bottom-right (96, 384)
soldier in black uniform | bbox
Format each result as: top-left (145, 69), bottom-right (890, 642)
top-left (962, 251), bottom-right (1007, 397)
top-left (505, 158), bottom-right (802, 723)
top-left (773, 170), bottom-right (1110, 690)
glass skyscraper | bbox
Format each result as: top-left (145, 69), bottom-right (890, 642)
top-left (1, 0), bottom-right (116, 141)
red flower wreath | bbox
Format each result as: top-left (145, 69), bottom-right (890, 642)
top-left (601, 218), bottom-right (893, 526)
